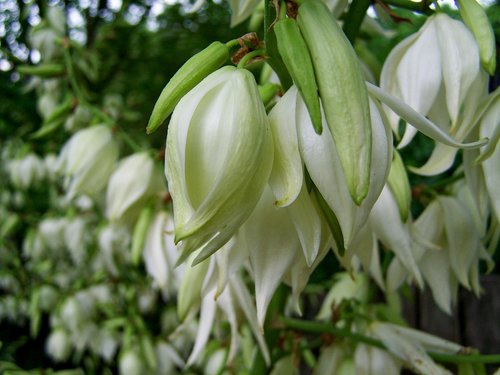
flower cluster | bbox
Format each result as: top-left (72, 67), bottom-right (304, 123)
top-left (0, 0), bottom-right (498, 373)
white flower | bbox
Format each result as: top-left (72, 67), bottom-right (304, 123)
top-left (58, 125), bottom-right (118, 198)
top-left (269, 86), bottom-right (392, 249)
top-left (46, 329), bottom-right (72, 362)
top-left (370, 322), bottom-right (460, 375)
top-left (8, 153), bottom-right (46, 189)
top-left (380, 13), bottom-right (488, 175)
top-left (316, 272), bottom-right (370, 320)
top-left (106, 152), bottom-right (165, 223)
top-left (166, 66), bottom-right (273, 264)
top-left (119, 348), bottom-right (146, 375)
top-left (354, 344), bottom-right (401, 375)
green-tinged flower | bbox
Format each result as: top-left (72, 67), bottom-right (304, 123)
top-left (46, 329), bottom-right (72, 362)
top-left (387, 188), bottom-right (490, 314)
top-left (106, 152), bottom-right (165, 224)
top-left (316, 272), bottom-right (370, 320)
top-left (7, 153), bottom-right (46, 190)
top-left (354, 344), bottom-right (401, 375)
top-left (241, 185), bottom-right (324, 327)
top-left (166, 66), bottom-right (273, 264)
top-left (57, 125), bottom-right (118, 198)
top-left (269, 86), bottom-right (392, 250)
top-left (119, 347), bottom-right (146, 375)
top-left (370, 322), bottom-right (460, 375)
top-left (380, 13), bottom-right (488, 176)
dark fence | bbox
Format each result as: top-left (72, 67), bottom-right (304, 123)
top-left (402, 275), bottom-right (500, 354)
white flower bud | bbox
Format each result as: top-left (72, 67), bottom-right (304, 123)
top-left (119, 348), bottom-right (146, 375)
top-left (166, 66), bottom-right (273, 263)
top-left (8, 153), bottom-right (46, 189)
top-left (46, 329), bottom-right (72, 362)
top-left (106, 152), bottom-right (165, 223)
top-left (58, 125), bottom-right (118, 198)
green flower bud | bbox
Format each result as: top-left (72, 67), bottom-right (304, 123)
top-left (147, 42), bottom-right (229, 134)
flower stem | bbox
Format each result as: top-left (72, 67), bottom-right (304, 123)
top-left (237, 49), bottom-right (267, 68)
top-left (383, 0), bottom-right (433, 13)
top-left (343, 0), bottom-right (372, 44)
top-left (281, 318), bottom-right (500, 364)
top-left (263, 0), bottom-right (293, 90)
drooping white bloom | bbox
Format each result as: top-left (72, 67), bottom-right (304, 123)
top-left (97, 224), bottom-right (131, 276)
top-left (166, 66), bottom-right (273, 264)
top-left (58, 125), bottom-right (118, 198)
top-left (46, 329), bottom-right (72, 362)
top-left (8, 153), bottom-right (46, 189)
top-left (241, 186), bottom-right (323, 326)
top-left (370, 322), bottom-right (460, 375)
top-left (354, 344), bottom-right (401, 375)
top-left (387, 191), bottom-right (489, 313)
top-left (119, 348), bottom-right (146, 375)
top-left (269, 86), bottom-right (392, 249)
top-left (316, 272), bottom-right (370, 320)
top-left (106, 152), bottom-right (165, 223)
top-left (380, 13), bottom-right (488, 175)
top-left (38, 217), bottom-right (67, 252)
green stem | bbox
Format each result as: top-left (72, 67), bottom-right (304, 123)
top-left (264, 0), bottom-right (293, 90)
top-left (63, 41), bottom-right (86, 104)
top-left (342, 0), bottom-right (372, 44)
top-left (383, 0), bottom-right (432, 13)
top-left (281, 318), bottom-right (500, 364)
top-left (117, 129), bottom-right (143, 153)
top-left (225, 39), bottom-right (241, 49)
top-left (237, 49), bottom-right (267, 68)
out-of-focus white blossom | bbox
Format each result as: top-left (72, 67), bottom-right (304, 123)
top-left (381, 13), bottom-right (488, 176)
top-left (106, 152), bottom-right (165, 224)
top-left (119, 348), bottom-right (147, 375)
top-left (8, 153), bottom-right (46, 189)
top-left (57, 125), bottom-right (118, 198)
top-left (46, 329), bottom-right (72, 362)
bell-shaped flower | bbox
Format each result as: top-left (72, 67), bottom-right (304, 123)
top-left (46, 329), bottom-right (72, 362)
top-left (58, 125), bottom-right (118, 198)
top-left (119, 347), bottom-right (147, 375)
top-left (269, 86), bottom-right (392, 250)
top-left (380, 13), bottom-right (488, 175)
top-left (166, 66), bottom-right (273, 264)
top-left (106, 152), bottom-right (165, 224)
top-left (354, 344), bottom-right (401, 375)
top-left (8, 153), bottom-right (46, 190)
top-left (387, 188), bottom-right (491, 314)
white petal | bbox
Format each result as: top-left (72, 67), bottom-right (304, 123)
top-left (370, 186), bottom-right (423, 287)
top-left (268, 86), bottom-right (303, 207)
top-left (186, 288), bottom-right (217, 366)
top-left (438, 196), bottom-right (479, 289)
top-left (434, 14), bottom-right (480, 124)
top-left (242, 187), bottom-right (299, 327)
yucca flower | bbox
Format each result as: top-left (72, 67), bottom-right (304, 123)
top-left (165, 66), bottom-right (273, 264)
top-left (57, 125), bottom-right (118, 198)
